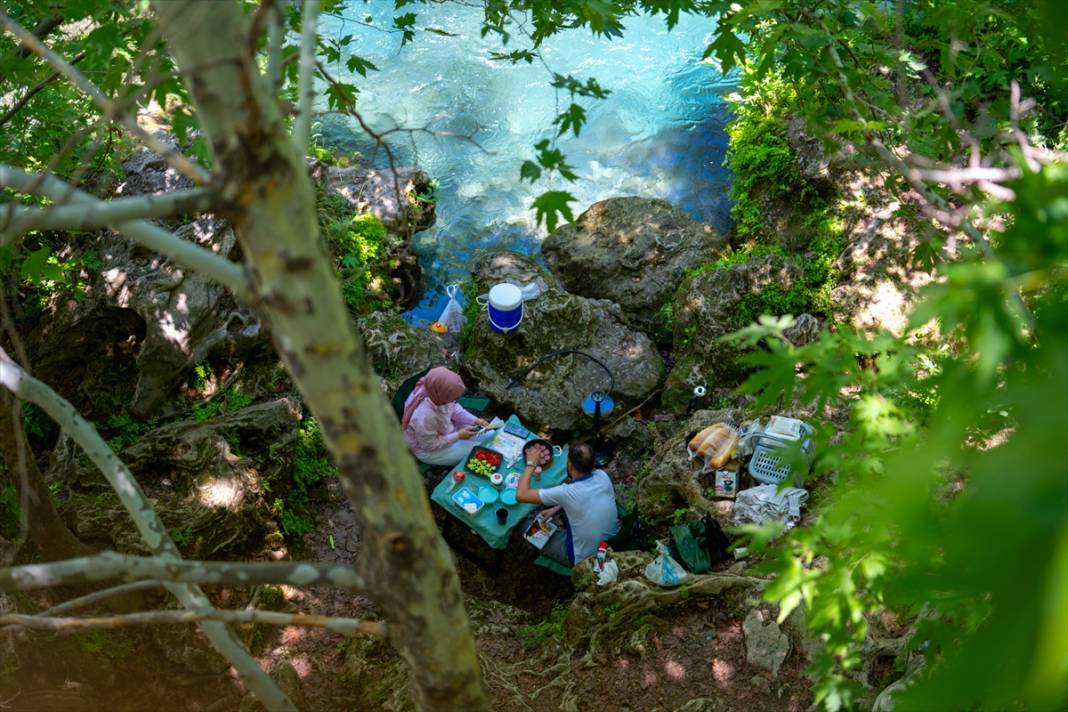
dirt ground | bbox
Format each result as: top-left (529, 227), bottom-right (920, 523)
top-left (1, 457), bottom-right (813, 712)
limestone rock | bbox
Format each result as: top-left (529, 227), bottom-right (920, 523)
top-left (663, 254), bottom-right (802, 411)
top-left (27, 215), bottom-right (255, 418)
top-left (356, 310), bottom-right (454, 395)
top-left (464, 251), bottom-right (663, 431)
top-left (743, 609), bottom-right (792, 677)
top-left (543, 197), bottom-right (727, 333)
top-left (114, 147), bottom-right (194, 201)
top-left (783, 313), bottom-right (821, 347)
top-left (325, 165), bottom-right (435, 235)
top-left (58, 399), bottom-right (302, 557)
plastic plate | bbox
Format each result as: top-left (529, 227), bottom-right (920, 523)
top-left (500, 488), bottom-right (517, 506)
top-left (477, 486), bottom-right (499, 504)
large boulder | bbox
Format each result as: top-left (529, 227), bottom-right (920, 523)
top-left (27, 209), bottom-right (256, 419)
top-left (356, 310), bottom-right (454, 395)
top-left (464, 251), bottom-right (663, 432)
top-left (56, 398), bottom-right (302, 557)
top-left (743, 609), bottom-right (792, 677)
top-left (323, 164), bottom-right (435, 309)
top-left (542, 197), bottom-right (727, 333)
top-left (324, 165), bottom-right (435, 236)
top-left (663, 254), bottom-right (802, 411)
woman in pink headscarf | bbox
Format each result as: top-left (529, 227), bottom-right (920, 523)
top-left (401, 366), bottom-right (491, 466)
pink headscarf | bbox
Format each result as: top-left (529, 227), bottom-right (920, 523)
top-left (401, 367), bottom-right (466, 429)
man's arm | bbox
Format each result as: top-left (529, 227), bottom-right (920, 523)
top-left (515, 460), bottom-right (543, 505)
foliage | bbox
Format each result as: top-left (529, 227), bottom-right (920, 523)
top-left (75, 630), bottom-right (135, 661)
top-left (0, 482), bottom-right (20, 540)
top-left (730, 164), bottom-right (1068, 711)
top-left (273, 416), bottom-right (336, 538)
top-left (319, 192), bottom-right (394, 315)
top-left (517, 603), bottom-right (568, 650)
top-left (102, 413), bottom-right (155, 451)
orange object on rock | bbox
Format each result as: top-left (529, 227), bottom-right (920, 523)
top-left (430, 321), bottom-right (448, 334)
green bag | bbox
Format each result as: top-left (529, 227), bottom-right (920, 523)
top-left (669, 521), bottom-right (712, 574)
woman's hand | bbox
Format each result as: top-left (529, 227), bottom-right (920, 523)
top-left (474, 417), bottom-right (490, 428)
top-left (458, 427), bottom-right (478, 440)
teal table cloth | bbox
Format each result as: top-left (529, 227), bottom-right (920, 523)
top-left (431, 414), bottom-right (567, 550)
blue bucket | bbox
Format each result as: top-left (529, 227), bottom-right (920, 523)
top-left (477, 283), bottom-right (523, 333)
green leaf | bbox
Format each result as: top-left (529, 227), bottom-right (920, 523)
top-left (345, 54), bottom-right (378, 77)
top-left (532, 191), bottom-right (575, 233)
top-left (519, 160), bottom-right (542, 183)
top-left (554, 103), bottom-right (586, 137)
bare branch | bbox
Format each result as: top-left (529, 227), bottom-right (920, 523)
top-left (1, 551), bottom-right (364, 591)
top-left (0, 166), bottom-right (250, 299)
top-left (294, 0), bottom-right (320, 154)
top-left (0, 581), bottom-right (164, 637)
top-left (0, 187), bottom-right (217, 234)
top-left (0, 347), bottom-right (295, 712)
top-left (0, 607), bottom-right (387, 638)
top-left (0, 9), bottom-right (211, 185)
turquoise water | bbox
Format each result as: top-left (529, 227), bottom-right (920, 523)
top-left (319, 4), bottom-right (738, 325)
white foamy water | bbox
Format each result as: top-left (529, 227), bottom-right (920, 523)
top-left (319, 3), bottom-right (737, 323)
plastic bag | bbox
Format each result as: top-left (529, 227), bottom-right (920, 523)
top-left (686, 422), bottom-right (740, 473)
top-left (733, 484), bottom-right (809, 532)
top-left (596, 559), bottom-right (619, 587)
top-left (644, 541), bottom-right (688, 587)
top-left (437, 284), bottom-right (465, 333)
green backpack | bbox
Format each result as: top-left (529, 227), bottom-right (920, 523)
top-left (669, 516), bottom-right (731, 574)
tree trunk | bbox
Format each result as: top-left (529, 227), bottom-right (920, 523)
top-left (148, 2), bottom-right (488, 709)
top-left (0, 391), bottom-right (89, 561)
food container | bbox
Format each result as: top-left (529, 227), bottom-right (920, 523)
top-left (464, 446), bottom-right (504, 478)
top-left (490, 472), bottom-right (504, 487)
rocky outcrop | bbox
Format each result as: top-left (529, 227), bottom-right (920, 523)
top-left (356, 310), bottom-right (454, 395)
top-left (744, 609), bottom-right (792, 677)
top-left (324, 165), bottom-right (435, 236)
top-left (663, 254), bottom-right (802, 411)
top-left (323, 164), bottom-right (436, 309)
top-left (463, 251), bottom-right (663, 431)
top-left (542, 197), bottom-right (727, 333)
top-left (56, 398), bottom-right (302, 557)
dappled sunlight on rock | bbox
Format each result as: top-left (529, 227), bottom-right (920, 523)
top-left (196, 474), bottom-right (243, 508)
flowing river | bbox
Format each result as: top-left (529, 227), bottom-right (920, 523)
top-left (319, 3), bottom-right (738, 325)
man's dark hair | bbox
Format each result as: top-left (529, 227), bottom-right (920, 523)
top-left (567, 442), bottom-right (595, 474)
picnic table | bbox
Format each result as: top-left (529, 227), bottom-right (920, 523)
top-left (431, 415), bottom-right (568, 569)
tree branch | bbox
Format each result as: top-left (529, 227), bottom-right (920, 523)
top-left (0, 9), bottom-right (211, 185)
top-left (293, 0), bottom-right (319, 154)
top-left (0, 166), bottom-right (250, 299)
top-left (0, 187), bottom-right (217, 234)
top-left (0, 607), bottom-right (387, 638)
top-left (0, 347), bottom-right (296, 712)
top-left (1, 551), bottom-right (365, 591)
top-left (266, 2), bottom-right (284, 92)
top-left (0, 581), bottom-right (163, 636)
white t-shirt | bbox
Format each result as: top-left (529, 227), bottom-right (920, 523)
top-left (539, 470), bottom-right (620, 564)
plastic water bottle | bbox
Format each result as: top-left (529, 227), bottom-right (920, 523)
top-left (596, 541), bottom-right (609, 571)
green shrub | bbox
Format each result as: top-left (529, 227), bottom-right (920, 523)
top-left (319, 192), bottom-right (395, 316)
top-left (274, 416), bottom-right (336, 538)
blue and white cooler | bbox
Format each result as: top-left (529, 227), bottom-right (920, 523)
top-left (479, 283), bottom-right (524, 333)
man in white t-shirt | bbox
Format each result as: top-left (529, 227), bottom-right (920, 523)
top-left (516, 442), bottom-right (620, 567)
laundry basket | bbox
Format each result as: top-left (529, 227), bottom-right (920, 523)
top-left (747, 417), bottom-right (814, 486)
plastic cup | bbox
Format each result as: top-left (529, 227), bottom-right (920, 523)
top-left (495, 508), bottom-right (507, 526)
